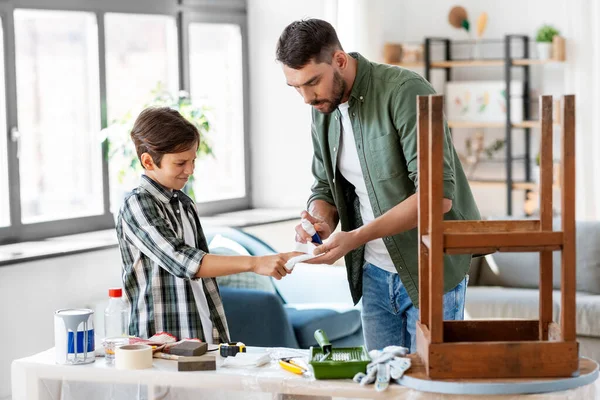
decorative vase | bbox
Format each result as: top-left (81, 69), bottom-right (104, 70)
top-left (537, 42), bottom-right (552, 60)
top-left (383, 43), bottom-right (403, 64)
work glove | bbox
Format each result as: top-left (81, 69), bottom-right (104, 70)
top-left (353, 345), bottom-right (411, 392)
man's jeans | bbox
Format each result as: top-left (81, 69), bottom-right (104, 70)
top-left (361, 262), bottom-right (468, 353)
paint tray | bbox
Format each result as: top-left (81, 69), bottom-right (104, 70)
top-left (308, 329), bottom-right (371, 379)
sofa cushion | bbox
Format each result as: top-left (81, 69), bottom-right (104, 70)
top-left (556, 292), bottom-right (600, 338)
top-left (573, 220), bottom-right (600, 295)
top-left (466, 287), bottom-right (600, 338)
top-left (478, 219), bottom-right (600, 294)
top-left (210, 235), bottom-right (278, 294)
top-left (220, 287), bottom-right (298, 348)
top-left (466, 287), bottom-right (560, 321)
top-left (285, 306), bottom-right (362, 349)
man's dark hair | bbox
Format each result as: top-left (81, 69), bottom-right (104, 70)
top-left (130, 107), bottom-right (199, 168)
top-left (276, 19), bottom-right (343, 69)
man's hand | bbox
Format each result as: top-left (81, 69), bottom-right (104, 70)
top-left (294, 211), bottom-right (333, 243)
top-left (251, 252), bottom-right (303, 280)
top-left (306, 231), bottom-right (360, 265)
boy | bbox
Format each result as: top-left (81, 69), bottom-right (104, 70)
top-left (116, 107), bottom-right (299, 343)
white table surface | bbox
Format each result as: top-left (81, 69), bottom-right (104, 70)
top-left (11, 347), bottom-right (600, 400)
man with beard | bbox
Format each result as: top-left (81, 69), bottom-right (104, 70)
top-left (276, 19), bottom-right (480, 352)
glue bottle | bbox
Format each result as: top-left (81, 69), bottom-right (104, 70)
top-left (301, 219), bottom-right (323, 244)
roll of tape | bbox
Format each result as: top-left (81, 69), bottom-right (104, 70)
top-left (115, 344), bottom-right (153, 370)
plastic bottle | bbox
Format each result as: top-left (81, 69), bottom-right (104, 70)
top-left (301, 219), bottom-right (323, 244)
top-left (104, 288), bottom-right (129, 339)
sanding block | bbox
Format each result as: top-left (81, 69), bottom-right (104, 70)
top-left (167, 341), bottom-right (208, 357)
top-left (177, 355), bottom-right (216, 372)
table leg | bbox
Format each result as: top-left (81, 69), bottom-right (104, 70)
top-left (11, 363), bottom-right (41, 400)
top-left (147, 384), bottom-right (156, 400)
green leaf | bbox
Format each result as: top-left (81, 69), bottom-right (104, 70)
top-left (462, 19), bottom-right (470, 32)
top-left (536, 24), bottom-right (560, 43)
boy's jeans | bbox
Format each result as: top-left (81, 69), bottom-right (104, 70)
top-left (361, 262), bottom-right (468, 353)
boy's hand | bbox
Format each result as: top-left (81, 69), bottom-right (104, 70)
top-left (294, 211), bottom-right (333, 243)
top-left (252, 252), bottom-right (303, 280)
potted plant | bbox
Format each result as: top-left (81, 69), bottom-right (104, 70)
top-left (100, 83), bottom-right (213, 214)
top-left (535, 25), bottom-right (560, 60)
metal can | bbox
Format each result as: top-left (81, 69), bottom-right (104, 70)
top-left (54, 308), bottom-right (95, 365)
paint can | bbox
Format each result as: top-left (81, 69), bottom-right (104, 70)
top-left (54, 308), bottom-right (95, 365)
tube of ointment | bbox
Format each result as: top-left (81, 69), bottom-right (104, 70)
top-left (301, 219), bottom-right (322, 244)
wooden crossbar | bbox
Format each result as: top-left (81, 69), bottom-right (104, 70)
top-left (421, 232), bottom-right (563, 252)
top-left (443, 320), bottom-right (540, 342)
top-left (443, 220), bottom-right (540, 233)
top-left (444, 232), bottom-right (563, 248)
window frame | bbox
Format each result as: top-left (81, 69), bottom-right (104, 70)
top-left (180, 9), bottom-right (251, 215)
top-left (0, 0), bottom-right (250, 244)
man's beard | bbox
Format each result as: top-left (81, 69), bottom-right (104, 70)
top-left (311, 71), bottom-right (346, 114)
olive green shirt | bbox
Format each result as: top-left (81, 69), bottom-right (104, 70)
top-left (307, 53), bottom-right (480, 307)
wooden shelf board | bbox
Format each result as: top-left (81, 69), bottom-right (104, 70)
top-left (431, 60), bottom-right (504, 68)
top-left (391, 60), bottom-right (565, 70)
top-left (468, 180), bottom-right (559, 190)
top-left (512, 59), bottom-right (565, 66)
top-left (448, 120), bottom-right (560, 129)
top-left (426, 59), bottom-right (565, 68)
top-left (448, 121), bottom-right (505, 129)
top-left (392, 62), bottom-right (424, 68)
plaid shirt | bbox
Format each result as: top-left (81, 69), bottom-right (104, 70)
top-left (116, 175), bottom-right (230, 342)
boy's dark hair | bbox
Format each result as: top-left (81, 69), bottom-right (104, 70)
top-left (276, 19), bottom-right (343, 69)
top-left (130, 107), bottom-right (199, 168)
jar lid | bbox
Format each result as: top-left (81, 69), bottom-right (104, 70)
top-left (109, 288), bottom-right (123, 298)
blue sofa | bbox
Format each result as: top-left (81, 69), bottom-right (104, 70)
top-left (204, 227), bottom-right (363, 349)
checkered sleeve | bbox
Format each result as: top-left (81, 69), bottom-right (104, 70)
top-left (120, 193), bottom-right (205, 280)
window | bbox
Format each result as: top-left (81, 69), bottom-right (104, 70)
top-left (14, 10), bottom-right (103, 224)
top-left (104, 13), bottom-right (178, 211)
top-left (0, 2), bottom-right (250, 245)
top-left (189, 22), bottom-right (246, 203)
top-left (0, 18), bottom-right (9, 228)
top-left (105, 13), bottom-right (178, 123)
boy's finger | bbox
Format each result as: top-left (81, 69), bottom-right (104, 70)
top-left (277, 266), bottom-right (288, 277)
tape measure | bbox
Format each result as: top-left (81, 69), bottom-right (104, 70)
top-left (219, 342), bottom-right (246, 357)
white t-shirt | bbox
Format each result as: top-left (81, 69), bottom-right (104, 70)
top-left (179, 201), bottom-right (214, 344)
top-left (337, 102), bottom-right (397, 273)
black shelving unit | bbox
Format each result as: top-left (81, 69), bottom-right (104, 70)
top-left (423, 35), bottom-right (534, 216)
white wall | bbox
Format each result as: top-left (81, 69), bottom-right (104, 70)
top-left (247, 0), bottom-right (337, 209)
top-left (247, 0), bottom-right (387, 210)
top-left (381, 0), bottom-right (567, 43)
top-left (0, 249), bottom-right (122, 398)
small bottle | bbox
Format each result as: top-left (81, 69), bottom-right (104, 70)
top-left (103, 288), bottom-right (129, 364)
top-left (301, 219), bottom-right (323, 244)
